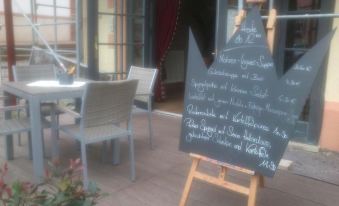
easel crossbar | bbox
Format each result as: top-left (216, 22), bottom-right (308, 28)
top-left (194, 171), bottom-right (250, 195)
top-left (179, 155), bottom-right (263, 206)
top-left (191, 154), bottom-right (255, 175)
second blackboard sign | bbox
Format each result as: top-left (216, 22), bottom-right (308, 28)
top-left (179, 7), bottom-right (334, 177)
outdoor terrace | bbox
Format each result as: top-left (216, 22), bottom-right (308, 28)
top-left (0, 112), bottom-right (338, 206)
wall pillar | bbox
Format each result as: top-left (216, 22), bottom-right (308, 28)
top-left (319, 1), bottom-right (339, 152)
top-left (4, 0), bottom-right (16, 82)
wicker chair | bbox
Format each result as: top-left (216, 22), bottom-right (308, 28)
top-left (12, 64), bottom-right (60, 154)
top-left (13, 64), bottom-right (56, 81)
top-left (0, 95), bottom-right (30, 157)
top-left (58, 79), bottom-right (138, 188)
top-left (12, 64), bottom-right (62, 116)
top-left (0, 95), bottom-right (50, 153)
top-left (28, 47), bottom-right (55, 65)
top-left (127, 66), bottom-right (158, 149)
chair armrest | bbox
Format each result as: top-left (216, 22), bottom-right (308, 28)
top-left (0, 105), bottom-right (27, 112)
top-left (0, 95), bottom-right (8, 101)
top-left (136, 92), bottom-right (153, 97)
top-left (0, 95), bottom-right (25, 106)
top-left (56, 105), bottom-right (82, 118)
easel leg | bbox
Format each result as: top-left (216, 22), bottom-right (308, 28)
top-left (219, 166), bottom-right (227, 180)
top-left (179, 158), bottom-right (200, 206)
top-left (248, 175), bottom-right (260, 206)
top-left (233, 9), bottom-right (246, 34)
top-left (266, 9), bottom-right (277, 53)
top-left (259, 175), bottom-right (265, 188)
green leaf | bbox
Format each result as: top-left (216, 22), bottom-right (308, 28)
top-left (83, 199), bottom-right (94, 206)
top-left (87, 182), bottom-right (98, 194)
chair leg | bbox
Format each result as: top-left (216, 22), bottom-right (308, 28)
top-left (41, 130), bottom-right (46, 158)
top-left (128, 135), bottom-right (136, 181)
top-left (18, 134), bottom-right (22, 146)
top-left (28, 132), bottom-right (33, 160)
top-left (75, 140), bottom-right (81, 151)
top-left (56, 115), bottom-right (60, 139)
top-left (147, 101), bottom-right (154, 150)
top-left (111, 139), bottom-right (120, 165)
top-left (18, 106), bottom-right (22, 146)
top-left (80, 142), bottom-right (89, 189)
top-left (50, 114), bottom-right (59, 159)
top-left (101, 141), bottom-right (108, 163)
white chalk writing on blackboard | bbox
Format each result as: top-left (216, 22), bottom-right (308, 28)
top-left (293, 64), bottom-right (312, 72)
top-left (180, 6), bottom-right (334, 177)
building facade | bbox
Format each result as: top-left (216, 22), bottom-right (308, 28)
top-left (2, 0), bottom-right (339, 152)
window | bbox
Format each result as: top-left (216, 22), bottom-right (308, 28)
top-left (97, 0), bottom-right (145, 79)
top-left (282, 0), bottom-right (321, 71)
top-left (274, 0), bottom-right (333, 144)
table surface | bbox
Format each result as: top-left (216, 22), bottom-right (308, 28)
top-left (2, 81), bottom-right (86, 99)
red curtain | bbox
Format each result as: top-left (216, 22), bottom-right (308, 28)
top-left (155, 0), bottom-right (181, 101)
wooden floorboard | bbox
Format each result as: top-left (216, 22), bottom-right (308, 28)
top-left (1, 113), bottom-right (338, 206)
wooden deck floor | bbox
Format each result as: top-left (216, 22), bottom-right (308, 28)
top-left (1, 113), bottom-right (339, 206)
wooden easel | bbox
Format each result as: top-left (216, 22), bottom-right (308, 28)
top-left (179, 1), bottom-right (277, 206)
top-left (179, 154), bottom-right (264, 206)
top-left (235, 1), bottom-right (277, 53)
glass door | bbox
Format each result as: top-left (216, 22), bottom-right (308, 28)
top-left (275, 0), bottom-right (333, 144)
top-left (220, 0), bottom-right (334, 144)
top-left (278, 0), bottom-right (321, 72)
top-left (97, 0), bottom-right (146, 80)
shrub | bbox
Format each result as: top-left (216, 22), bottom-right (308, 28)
top-left (0, 159), bottom-right (105, 206)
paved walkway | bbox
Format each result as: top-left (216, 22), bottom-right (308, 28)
top-left (1, 113), bottom-right (338, 206)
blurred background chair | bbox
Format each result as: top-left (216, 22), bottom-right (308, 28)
top-left (127, 66), bottom-right (158, 149)
top-left (58, 79), bottom-right (138, 188)
top-left (0, 94), bottom-right (50, 159)
top-left (28, 47), bottom-right (55, 66)
top-left (13, 64), bottom-right (56, 81)
top-left (12, 64), bottom-right (61, 155)
top-left (0, 95), bottom-right (30, 157)
top-left (13, 64), bottom-right (61, 120)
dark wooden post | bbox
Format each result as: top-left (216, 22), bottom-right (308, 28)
top-left (3, 0), bottom-right (16, 160)
top-left (4, 0), bottom-right (16, 82)
top-left (87, 0), bottom-right (99, 80)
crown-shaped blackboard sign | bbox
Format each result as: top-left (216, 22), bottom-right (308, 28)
top-left (179, 6), bottom-right (335, 177)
